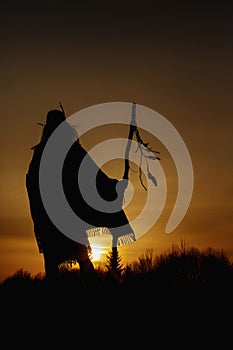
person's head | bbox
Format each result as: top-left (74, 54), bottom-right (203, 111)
top-left (46, 109), bottom-right (66, 128)
top-left (40, 109), bottom-right (66, 143)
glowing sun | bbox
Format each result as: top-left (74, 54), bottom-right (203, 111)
top-left (90, 245), bottom-right (103, 261)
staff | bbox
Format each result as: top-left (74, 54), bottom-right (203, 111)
top-left (123, 102), bottom-right (160, 190)
top-left (123, 102), bottom-right (137, 181)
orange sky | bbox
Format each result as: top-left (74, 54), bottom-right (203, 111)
top-left (1, 1), bottom-right (233, 281)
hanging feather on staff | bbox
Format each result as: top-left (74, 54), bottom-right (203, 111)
top-left (123, 102), bottom-right (160, 190)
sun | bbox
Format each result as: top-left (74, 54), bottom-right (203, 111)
top-left (90, 245), bottom-right (103, 262)
top-left (88, 236), bottom-right (111, 262)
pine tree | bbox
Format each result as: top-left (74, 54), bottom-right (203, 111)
top-left (105, 247), bottom-right (124, 276)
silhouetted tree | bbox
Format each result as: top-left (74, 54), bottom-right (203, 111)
top-left (132, 248), bottom-right (156, 274)
top-left (105, 247), bottom-right (124, 275)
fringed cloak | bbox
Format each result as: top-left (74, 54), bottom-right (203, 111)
top-left (62, 140), bottom-right (136, 247)
top-left (26, 126), bottom-right (135, 264)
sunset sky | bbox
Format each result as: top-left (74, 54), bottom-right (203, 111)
top-left (1, 1), bottom-right (232, 282)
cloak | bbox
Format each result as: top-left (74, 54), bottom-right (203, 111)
top-left (26, 120), bottom-right (135, 264)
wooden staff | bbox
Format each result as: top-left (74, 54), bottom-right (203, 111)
top-left (123, 102), bottom-right (137, 181)
top-left (123, 101), bottom-right (160, 189)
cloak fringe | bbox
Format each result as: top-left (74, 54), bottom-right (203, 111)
top-left (86, 227), bottom-right (136, 246)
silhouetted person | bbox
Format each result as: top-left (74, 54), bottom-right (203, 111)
top-left (26, 107), bottom-right (135, 284)
top-left (26, 109), bottom-right (95, 283)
